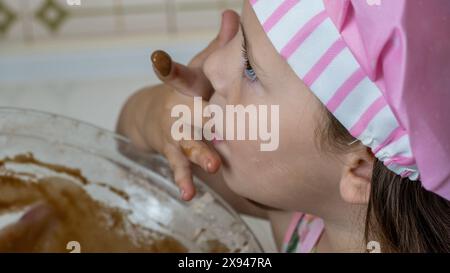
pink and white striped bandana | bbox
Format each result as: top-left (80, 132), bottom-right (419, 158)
top-left (250, 0), bottom-right (450, 200)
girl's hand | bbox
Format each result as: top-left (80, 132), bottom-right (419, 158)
top-left (0, 203), bottom-right (56, 252)
top-left (118, 10), bottom-right (240, 201)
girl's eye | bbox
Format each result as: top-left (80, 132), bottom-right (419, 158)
top-left (241, 41), bottom-right (258, 82)
top-left (244, 65), bottom-right (257, 82)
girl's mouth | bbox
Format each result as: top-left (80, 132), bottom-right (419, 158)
top-left (210, 129), bottom-right (225, 146)
top-left (211, 133), bottom-right (224, 145)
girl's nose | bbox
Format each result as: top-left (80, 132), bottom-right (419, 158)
top-left (203, 12), bottom-right (240, 96)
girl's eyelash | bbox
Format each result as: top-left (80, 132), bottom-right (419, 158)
top-left (241, 41), bottom-right (258, 82)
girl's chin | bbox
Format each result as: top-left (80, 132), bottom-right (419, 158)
top-left (245, 198), bottom-right (283, 211)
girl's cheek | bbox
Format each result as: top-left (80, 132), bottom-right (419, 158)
top-left (241, 78), bottom-right (265, 97)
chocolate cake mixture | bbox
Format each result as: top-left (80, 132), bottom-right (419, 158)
top-left (0, 153), bottom-right (187, 253)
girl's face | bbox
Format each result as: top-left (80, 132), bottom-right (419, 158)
top-left (204, 1), bottom-right (346, 214)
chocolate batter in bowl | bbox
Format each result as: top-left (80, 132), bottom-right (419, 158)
top-left (0, 108), bottom-right (262, 253)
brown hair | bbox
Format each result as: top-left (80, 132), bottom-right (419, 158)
top-left (318, 110), bottom-right (450, 253)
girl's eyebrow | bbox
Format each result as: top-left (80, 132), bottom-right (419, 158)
top-left (240, 21), bottom-right (265, 74)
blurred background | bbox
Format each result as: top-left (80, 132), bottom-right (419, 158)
top-left (0, 0), bottom-right (276, 252)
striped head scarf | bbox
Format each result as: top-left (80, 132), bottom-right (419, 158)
top-left (250, 0), bottom-right (450, 200)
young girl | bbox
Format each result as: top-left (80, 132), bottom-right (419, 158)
top-left (118, 0), bottom-right (450, 252)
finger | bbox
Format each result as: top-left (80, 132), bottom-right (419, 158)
top-left (163, 144), bottom-right (196, 201)
top-left (189, 10), bottom-right (240, 68)
top-left (150, 11), bottom-right (240, 100)
top-left (0, 203), bottom-right (55, 252)
top-left (179, 140), bottom-right (221, 173)
top-left (151, 50), bottom-right (213, 99)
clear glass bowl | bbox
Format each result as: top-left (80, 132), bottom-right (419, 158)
top-left (0, 107), bottom-right (262, 253)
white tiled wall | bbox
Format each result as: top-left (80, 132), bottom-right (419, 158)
top-left (0, 0), bottom-right (242, 43)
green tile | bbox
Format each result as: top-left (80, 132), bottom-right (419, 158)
top-left (0, 0), bottom-right (17, 36)
top-left (35, 0), bottom-right (69, 33)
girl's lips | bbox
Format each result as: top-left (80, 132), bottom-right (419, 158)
top-left (211, 133), bottom-right (224, 145)
top-left (209, 126), bottom-right (224, 144)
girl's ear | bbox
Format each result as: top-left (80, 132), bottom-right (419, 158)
top-left (339, 146), bottom-right (374, 204)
